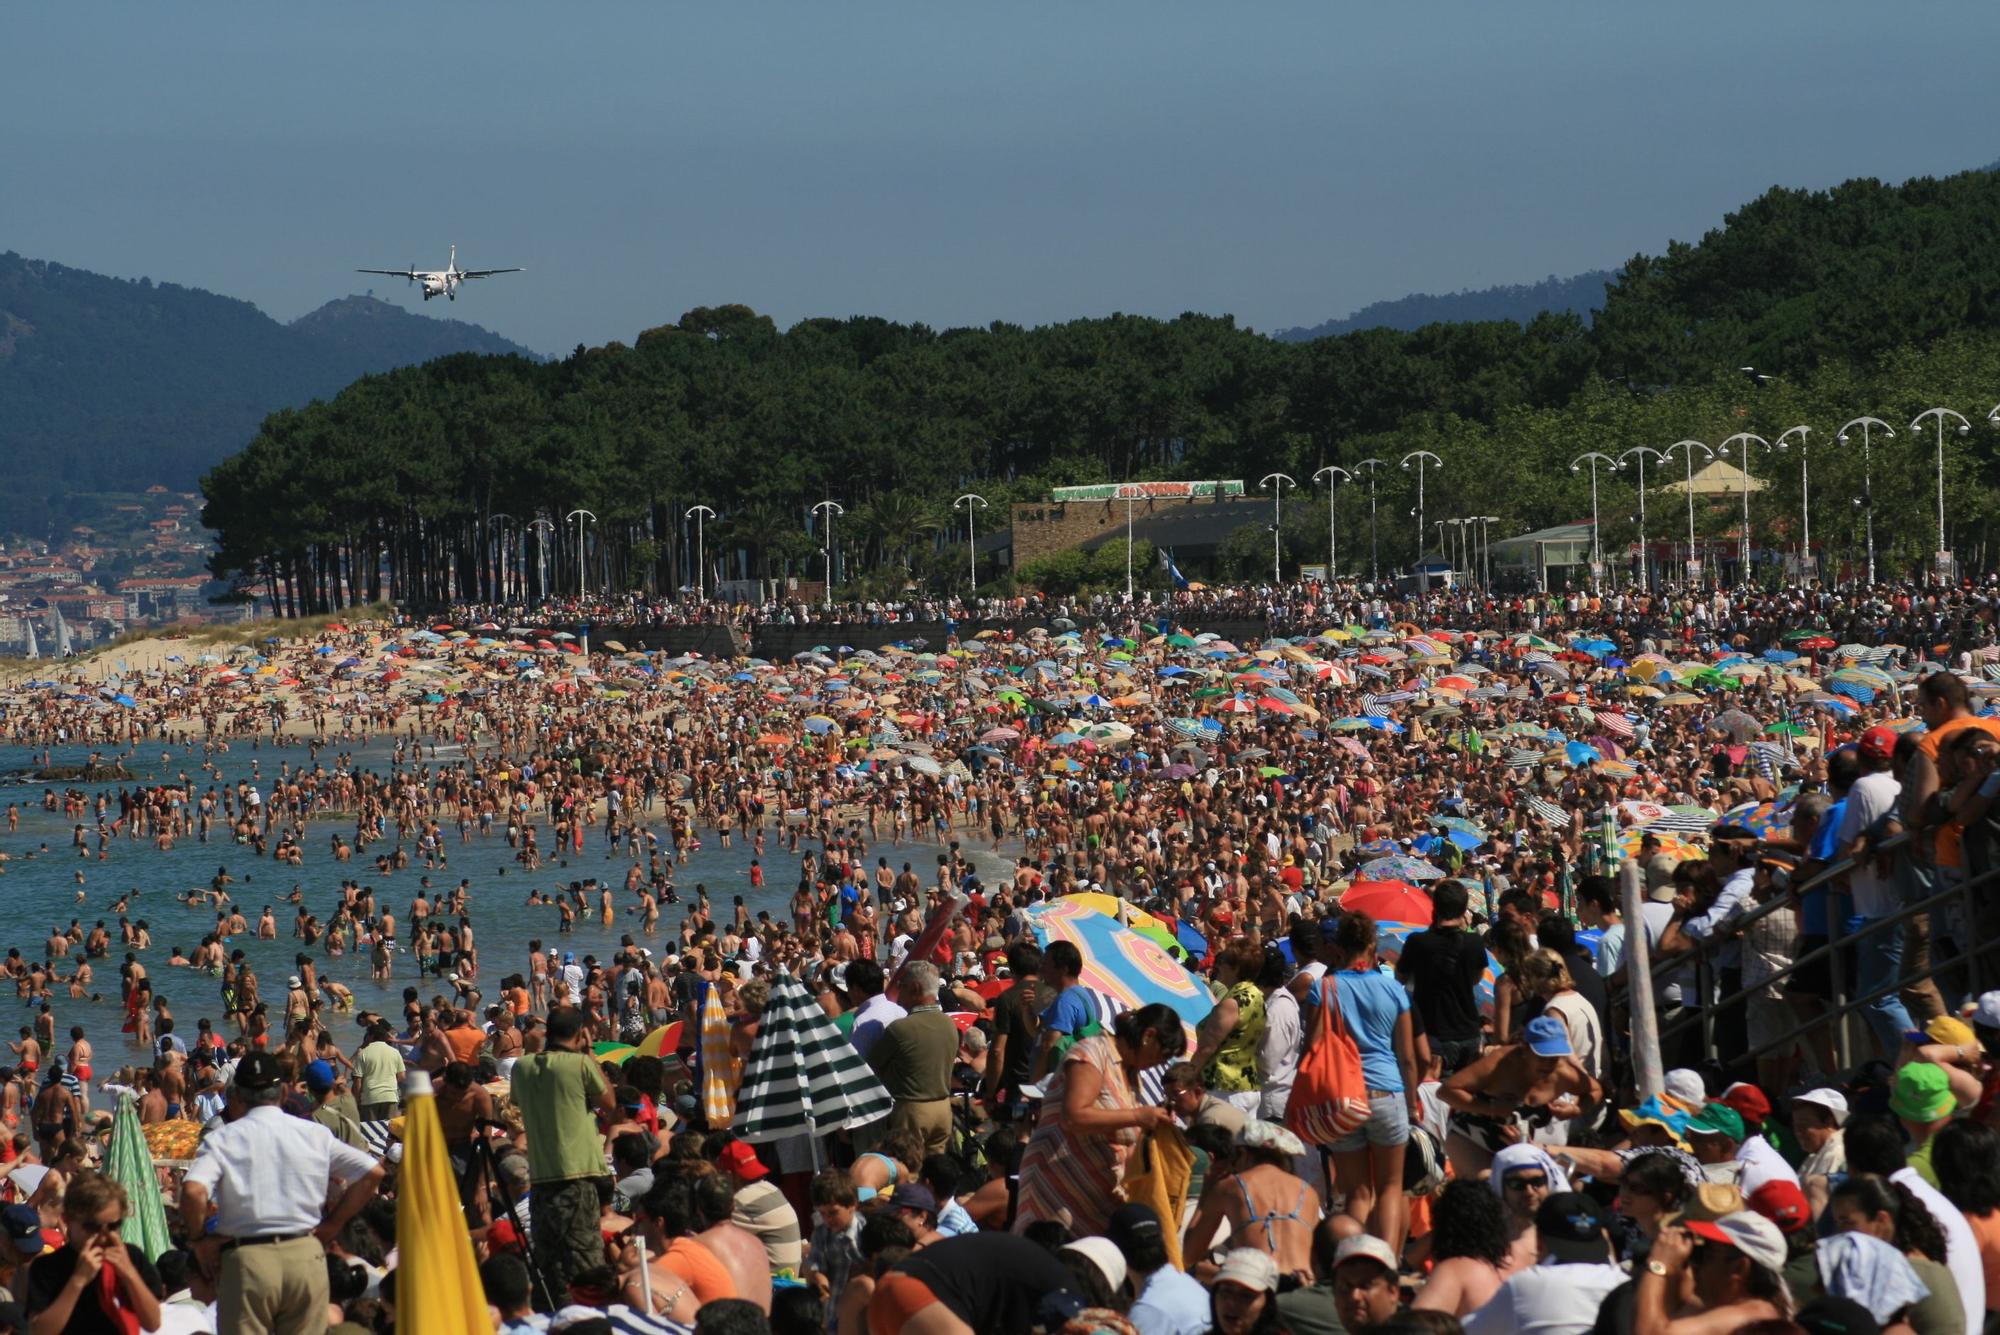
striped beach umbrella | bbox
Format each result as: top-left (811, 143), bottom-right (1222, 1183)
top-left (701, 984), bottom-right (739, 1128)
top-left (733, 972), bottom-right (893, 1145)
top-left (106, 1094), bottom-right (171, 1262)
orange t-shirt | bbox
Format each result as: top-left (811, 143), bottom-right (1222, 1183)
top-left (663, 1236), bottom-right (738, 1304)
top-left (1917, 716), bottom-right (2000, 868)
top-left (444, 1025), bottom-right (485, 1066)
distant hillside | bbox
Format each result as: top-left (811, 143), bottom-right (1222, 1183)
top-left (0, 252), bottom-right (538, 536)
top-left (1276, 270), bottom-right (1614, 341)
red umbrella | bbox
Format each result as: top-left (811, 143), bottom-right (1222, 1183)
top-left (1799, 636), bottom-right (1836, 651)
top-left (1339, 880), bottom-right (1433, 925)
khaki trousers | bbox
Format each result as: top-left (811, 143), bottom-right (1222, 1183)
top-left (889, 1098), bottom-right (954, 1160)
top-left (219, 1235), bottom-right (328, 1335)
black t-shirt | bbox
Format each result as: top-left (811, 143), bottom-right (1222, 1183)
top-left (894, 1232), bottom-right (1075, 1329)
top-left (1396, 925), bottom-right (1487, 1041)
top-left (25, 1245), bottom-right (164, 1335)
top-left (993, 982), bottom-right (1039, 1097)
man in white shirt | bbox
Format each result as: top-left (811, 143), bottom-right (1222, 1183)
top-left (1111, 1203), bottom-right (1208, 1335)
top-left (1837, 727), bottom-right (1913, 1055)
top-left (844, 960), bottom-right (906, 1058)
top-left (178, 1053), bottom-right (384, 1335)
top-left (1463, 1191), bottom-right (1626, 1335)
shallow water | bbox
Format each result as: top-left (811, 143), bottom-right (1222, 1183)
top-left (0, 737), bottom-right (1012, 1064)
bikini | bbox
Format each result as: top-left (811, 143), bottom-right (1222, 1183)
top-left (1236, 1176), bottom-right (1310, 1255)
top-left (853, 1151), bottom-right (900, 1202)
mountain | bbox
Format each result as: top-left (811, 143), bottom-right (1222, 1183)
top-left (1275, 269), bottom-right (1614, 341)
top-left (0, 251), bottom-right (538, 536)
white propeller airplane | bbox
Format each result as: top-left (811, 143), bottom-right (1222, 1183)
top-left (357, 244), bottom-right (521, 301)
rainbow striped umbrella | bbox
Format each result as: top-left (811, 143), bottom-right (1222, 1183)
top-left (1023, 901), bottom-right (1213, 1051)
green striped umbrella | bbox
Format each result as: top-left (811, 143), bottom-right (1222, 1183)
top-left (733, 971), bottom-right (893, 1146)
top-left (106, 1093), bottom-right (171, 1261)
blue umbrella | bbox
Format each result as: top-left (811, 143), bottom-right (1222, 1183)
top-left (1564, 740), bottom-right (1602, 765)
top-left (112, 694), bottom-right (137, 707)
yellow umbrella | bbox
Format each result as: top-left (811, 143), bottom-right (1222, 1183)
top-left (702, 985), bottom-right (738, 1127)
top-left (396, 1071), bottom-right (496, 1335)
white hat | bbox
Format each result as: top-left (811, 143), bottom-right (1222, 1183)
top-left (1974, 990), bottom-right (2000, 1031)
top-left (287, 975), bottom-right (302, 989)
top-left (1664, 1069), bottom-right (1707, 1109)
top-left (1333, 1234), bottom-right (1399, 1274)
top-left (1212, 1248), bottom-right (1280, 1293)
top-left (1792, 1087), bottom-right (1850, 1125)
top-left (1061, 1237), bottom-right (1128, 1295)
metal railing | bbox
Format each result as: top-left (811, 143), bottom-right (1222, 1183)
top-left (1634, 830), bottom-right (2000, 1072)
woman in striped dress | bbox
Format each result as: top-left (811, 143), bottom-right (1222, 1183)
top-left (1012, 1003), bottom-right (1185, 1239)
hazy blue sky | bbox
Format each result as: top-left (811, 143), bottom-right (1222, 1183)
top-left (8, 3), bottom-right (1999, 355)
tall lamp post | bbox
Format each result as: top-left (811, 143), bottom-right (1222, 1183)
top-left (1835, 416), bottom-right (1894, 587)
top-left (1312, 465), bottom-right (1352, 582)
top-left (1570, 452), bottom-right (1616, 590)
top-left (528, 518), bottom-right (554, 603)
top-left (1774, 426), bottom-right (1812, 584)
top-left (953, 493), bottom-right (988, 595)
top-left (684, 504), bottom-right (716, 601)
top-left (1476, 516), bottom-right (1500, 589)
top-left (1716, 433), bottom-right (1774, 585)
top-left (1662, 440), bottom-right (1714, 588)
top-left (1614, 447), bottom-right (1665, 592)
top-left (565, 508), bottom-right (597, 599)
top-left (1400, 451), bottom-right (1442, 586)
top-left (1260, 473), bottom-right (1296, 585)
top-left (1912, 408), bottom-right (1971, 583)
top-left (810, 500), bottom-right (844, 610)
top-left (489, 512), bottom-right (516, 602)
top-left (1354, 458), bottom-right (1386, 584)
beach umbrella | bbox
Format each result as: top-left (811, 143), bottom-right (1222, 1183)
top-left (702, 984), bottom-right (739, 1128)
top-left (396, 1072), bottom-right (497, 1335)
top-left (1722, 800), bottom-right (1793, 839)
top-left (1708, 709), bottom-right (1761, 743)
top-left (1359, 854), bottom-right (1447, 882)
top-left (733, 972), bottom-right (894, 1145)
top-left (1023, 901), bottom-right (1213, 1048)
top-left (105, 1093), bottom-right (171, 1261)
top-left (1617, 829), bottom-right (1703, 863)
top-left (1356, 837), bottom-right (1400, 858)
top-left (1058, 893), bottom-right (1189, 960)
top-left (1563, 741), bottom-right (1602, 766)
top-left (1526, 797), bottom-right (1571, 828)
top-left (1340, 880), bottom-right (1433, 925)
top-left (592, 1040), bottom-right (638, 1065)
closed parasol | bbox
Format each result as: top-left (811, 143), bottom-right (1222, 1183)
top-left (733, 971), bottom-right (894, 1145)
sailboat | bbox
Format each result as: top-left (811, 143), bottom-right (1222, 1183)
top-left (22, 619), bottom-right (38, 660)
top-left (52, 606), bottom-right (72, 657)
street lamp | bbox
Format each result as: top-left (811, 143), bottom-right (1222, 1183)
top-left (1476, 516), bottom-right (1500, 589)
top-left (810, 500), bottom-right (844, 609)
top-left (1400, 451), bottom-right (1442, 586)
top-left (1835, 416), bottom-right (1894, 587)
top-left (1615, 447), bottom-right (1665, 592)
top-left (953, 493), bottom-right (989, 595)
top-left (1716, 433), bottom-right (1775, 584)
top-left (1774, 426), bottom-right (1812, 584)
top-left (1912, 407), bottom-right (1971, 582)
top-left (565, 509), bottom-right (597, 599)
top-left (1662, 440), bottom-right (1714, 588)
top-left (489, 512), bottom-right (516, 602)
top-left (685, 505), bottom-right (716, 601)
top-left (1353, 458), bottom-right (1386, 584)
top-left (528, 518), bottom-right (554, 602)
top-left (1446, 518), bottom-right (1474, 584)
top-left (1570, 452), bottom-right (1616, 590)
top-left (1260, 473), bottom-right (1296, 585)
top-left (1312, 465), bottom-right (1352, 582)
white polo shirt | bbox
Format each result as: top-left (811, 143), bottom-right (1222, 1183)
top-left (183, 1104), bottom-right (377, 1236)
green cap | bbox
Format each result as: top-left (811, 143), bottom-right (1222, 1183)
top-left (1890, 1062), bottom-right (1957, 1123)
top-left (1684, 1101), bottom-right (1745, 1142)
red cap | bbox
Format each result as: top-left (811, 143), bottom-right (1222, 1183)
top-left (1720, 1082), bottom-right (1772, 1124)
top-left (1859, 726), bottom-right (1899, 761)
top-left (487, 1218), bottom-right (523, 1252)
top-left (718, 1139), bottom-right (770, 1181)
top-left (1748, 1180), bottom-right (1811, 1235)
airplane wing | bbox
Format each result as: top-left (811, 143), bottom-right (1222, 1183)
top-left (457, 267), bottom-right (523, 280)
top-left (356, 269), bottom-right (427, 279)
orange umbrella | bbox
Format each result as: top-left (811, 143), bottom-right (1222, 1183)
top-left (754, 733), bottom-right (791, 747)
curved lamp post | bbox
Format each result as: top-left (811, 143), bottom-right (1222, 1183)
top-left (1662, 440), bottom-right (1714, 588)
top-left (1615, 447), bottom-right (1665, 592)
top-left (1835, 416), bottom-right (1894, 587)
top-left (685, 505), bottom-right (716, 601)
top-left (1260, 473), bottom-right (1296, 584)
top-left (1312, 465), bottom-right (1352, 582)
top-left (1570, 452), bottom-right (1616, 590)
top-left (1716, 433), bottom-right (1775, 584)
top-left (953, 493), bottom-right (988, 595)
top-left (810, 500), bottom-right (844, 609)
top-left (1912, 407), bottom-right (1971, 582)
top-left (1400, 451), bottom-right (1442, 584)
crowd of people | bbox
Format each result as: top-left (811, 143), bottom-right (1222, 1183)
top-left (4, 576), bottom-right (2000, 1332)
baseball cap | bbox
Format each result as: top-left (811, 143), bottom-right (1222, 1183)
top-left (1523, 1015), bottom-right (1572, 1058)
top-left (1858, 726), bottom-right (1898, 761)
top-left (232, 1052), bottom-right (283, 1091)
top-left (1332, 1235), bottom-right (1399, 1275)
top-left (1925, 1015), bottom-right (1976, 1048)
top-left (888, 1185), bottom-right (937, 1218)
top-left (1685, 1211), bottom-right (1788, 1273)
top-left (1, 1205), bottom-right (46, 1256)
top-left (1106, 1202), bottom-right (1164, 1254)
top-left (1973, 990), bottom-right (2000, 1031)
top-left (1685, 1102), bottom-right (1745, 1143)
top-left (486, 1218), bottom-right (524, 1253)
top-left (1720, 1082), bottom-right (1772, 1124)
top-left (1213, 1248), bottom-right (1281, 1294)
top-left (1889, 1062), bottom-right (1956, 1123)
top-left (717, 1140), bottom-right (769, 1181)
top-left (1060, 1237), bottom-right (1127, 1295)
top-left (302, 1060), bottom-right (337, 1094)
top-left (1748, 1180), bottom-right (1812, 1236)
top-left (1534, 1191), bottom-right (1611, 1264)
top-left (1792, 1087), bottom-right (1850, 1125)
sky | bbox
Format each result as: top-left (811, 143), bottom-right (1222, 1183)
top-left (8, 3), bottom-right (2000, 356)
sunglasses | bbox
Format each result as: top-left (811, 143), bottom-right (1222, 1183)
top-left (1505, 1175), bottom-right (1550, 1191)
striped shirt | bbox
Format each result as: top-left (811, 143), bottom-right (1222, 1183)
top-left (731, 1179), bottom-right (803, 1275)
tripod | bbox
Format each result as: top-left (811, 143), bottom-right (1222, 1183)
top-left (459, 1127), bottom-right (556, 1313)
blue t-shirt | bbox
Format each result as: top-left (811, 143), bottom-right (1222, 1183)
top-left (1331, 968), bottom-right (1411, 1093)
top-left (1801, 796), bottom-right (1846, 936)
top-left (1041, 985), bottom-right (1096, 1037)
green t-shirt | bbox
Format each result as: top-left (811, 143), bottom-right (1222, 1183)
top-left (354, 1042), bottom-right (405, 1108)
top-left (510, 1049), bottom-right (609, 1183)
